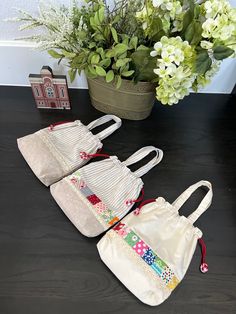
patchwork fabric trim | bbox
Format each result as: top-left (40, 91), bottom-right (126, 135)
top-left (69, 171), bottom-right (119, 226)
top-left (113, 222), bottom-right (179, 290)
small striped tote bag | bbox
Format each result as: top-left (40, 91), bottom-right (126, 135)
top-left (17, 115), bottom-right (121, 186)
top-left (97, 180), bottom-right (213, 306)
top-left (50, 146), bottom-right (163, 237)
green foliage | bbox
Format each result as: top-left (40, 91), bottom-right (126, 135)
top-left (131, 49), bottom-right (157, 82)
top-left (184, 21), bottom-right (202, 46)
top-left (195, 50), bottom-right (212, 75)
top-left (213, 45), bottom-right (234, 60)
top-left (15, 0), bottom-right (235, 103)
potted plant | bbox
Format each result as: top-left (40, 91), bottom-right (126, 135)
top-left (14, 0), bottom-right (236, 120)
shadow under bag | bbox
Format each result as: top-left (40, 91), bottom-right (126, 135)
top-left (17, 115), bottom-right (121, 186)
top-left (97, 180), bottom-right (213, 306)
top-left (50, 146), bottom-right (163, 237)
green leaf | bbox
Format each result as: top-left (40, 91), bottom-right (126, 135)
top-left (121, 70), bottom-right (135, 77)
top-left (99, 58), bottom-right (111, 67)
top-left (131, 49), bottom-right (157, 81)
top-left (106, 49), bottom-right (116, 58)
top-left (91, 54), bottom-right (100, 64)
top-left (114, 43), bottom-right (128, 55)
top-left (195, 50), bottom-right (212, 74)
top-left (181, 8), bottom-right (194, 35)
top-left (149, 16), bottom-right (163, 41)
top-left (213, 45), bottom-right (234, 60)
top-left (94, 11), bottom-right (100, 26)
top-left (129, 36), bottom-right (138, 50)
top-left (95, 66), bottom-right (106, 77)
top-left (111, 27), bottom-right (118, 43)
top-left (61, 50), bottom-right (76, 59)
top-left (185, 21), bottom-right (202, 46)
top-left (106, 70), bottom-right (114, 83)
top-left (48, 49), bottom-right (63, 59)
top-left (137, 45), bottom-right (150, 51)
top-left (194, 4), bottom-right (200, 18)
top-left (98, 6), bottom-right (105, 23)
top-left (116, 58), bottom-right (131, 68)
top-left (88, 65), bottom-right (97, 76)
top-left (185, 22), bottom-right (195, 43)
top-left (116, 75), bottom-right (122, 89)
top-left (68, 68), bottom-right (77, 82)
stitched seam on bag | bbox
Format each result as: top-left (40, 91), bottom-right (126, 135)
top-left (38, 130), bottom-right (71, 173)
top-left (108, 230), bottom-right (172, 294)
top-left (64, 177), bottom-right (108, 229)
top-left (112, 224), bottom-right (180, 290)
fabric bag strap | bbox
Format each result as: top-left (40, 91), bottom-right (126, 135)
top-left (87, 115), bottom-right (122, 140)
top-left (122, 146), bottom-right (163, 178)
top-left (172, 180), bottom-right (213, 224)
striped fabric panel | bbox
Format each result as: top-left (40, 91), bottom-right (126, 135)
top-left (41, 121), bottom-right (102, 170)
top-left (113, 222), bottom-right (179, 290)
top-left (79, 157), bottom-right (144, 218)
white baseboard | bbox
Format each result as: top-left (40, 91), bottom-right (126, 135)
top-left (0, 40), bottom-right (235, 93)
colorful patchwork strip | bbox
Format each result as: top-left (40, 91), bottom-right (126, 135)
top-left (69, 171), bottom-right (119, 226)
top-left (113, 222), bottom-right (179, 290)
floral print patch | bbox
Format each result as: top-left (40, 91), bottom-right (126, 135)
top-left (113, 223), bottom-right (179, 290)
top-left (69, 172), bottom-right (119, 226)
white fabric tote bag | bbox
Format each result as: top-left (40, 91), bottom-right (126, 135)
top-left (50, 146), bottom-right (163, 237)
top-left (97, 180), bottom-right (213, 306)
top-left (17, 115), bottom-right (121, 186)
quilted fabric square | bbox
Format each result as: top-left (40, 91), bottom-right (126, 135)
top-left (142, 248), bottom-right (156, 265)
top-left (124, 231), bottom-right (140, 246)
top-left (87, 194), bottom-right (101, 205)
top-left (80, 186), bottom-right (93, 197)
top-left (94, 201), bottom-right (107, 214)
top-left (113, 222), bottom-right (125, 231)
top-left (133, 240), bottom-right (149, 256)
top-left (151, 262), bottom-right (163, 276)
top-left (161, 266), bottom-right (174, 284)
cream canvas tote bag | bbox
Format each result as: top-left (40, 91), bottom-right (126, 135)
top-left (97, 180), bottom-right (212, 306)
top-left (17, 115), bottom-right (121, 186)
top-left (50, 146), bottom-right (163, 237)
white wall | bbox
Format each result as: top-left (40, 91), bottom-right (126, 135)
top-left (0, 0), bottom-right (235, 92)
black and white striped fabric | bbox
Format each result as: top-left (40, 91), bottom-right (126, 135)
top-left (79, 146), bottom-right (164, 217)
top-left (46, 115), bottom-right (122, 171)
top-left (17, 114), bottom-right (122, 186)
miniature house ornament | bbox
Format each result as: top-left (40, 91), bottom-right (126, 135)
top-left (29, 66), bottom-right (71, 109)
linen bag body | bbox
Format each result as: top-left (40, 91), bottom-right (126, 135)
top-left (50, 146), bottom-right (163, 237)
top-left (17, 115), bottom-right (121, 186)
top-left (97, 180), bottom-right (213, 306)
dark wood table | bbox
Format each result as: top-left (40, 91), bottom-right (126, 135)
top-left (0, 86), bottom-right (235, 314)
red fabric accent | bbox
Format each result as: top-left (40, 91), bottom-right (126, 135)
top-left (79, 151), bottom-right (110, 160)
top-left (198, 238), bottom-right (208, 273)
top-left (138, 198), bottom-right (156, 209)
top-left (49, 120), bottom-right (73, 130)
top-left (134, 187), bottom-right (145, 203)
top-left (133, 198), bottom-right (156, 215)
top-left (87, 194), bottom-right (101, 205)
top-left (113, 222), bottom-right (125, 231)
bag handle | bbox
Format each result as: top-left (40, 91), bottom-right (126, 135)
top-left (172, 180), bottom-right (213, 224)
top-left (87, 115), bottom-right (122, 140)
top-left (122, 146), bottom-right (163, 178)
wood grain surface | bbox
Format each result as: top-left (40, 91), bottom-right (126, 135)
top-left (0, 86), bottom-right (235, 314)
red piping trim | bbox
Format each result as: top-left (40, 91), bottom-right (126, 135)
top-left (49, 120), bottom-right (73, 130)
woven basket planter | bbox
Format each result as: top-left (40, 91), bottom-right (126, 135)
top-left (87, 77), bottom-right (156, 120)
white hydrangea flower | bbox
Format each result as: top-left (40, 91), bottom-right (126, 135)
top-left (201, 0), bottom-right (236, 46)
top-left (151, 36), bottom-right (197, 105)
